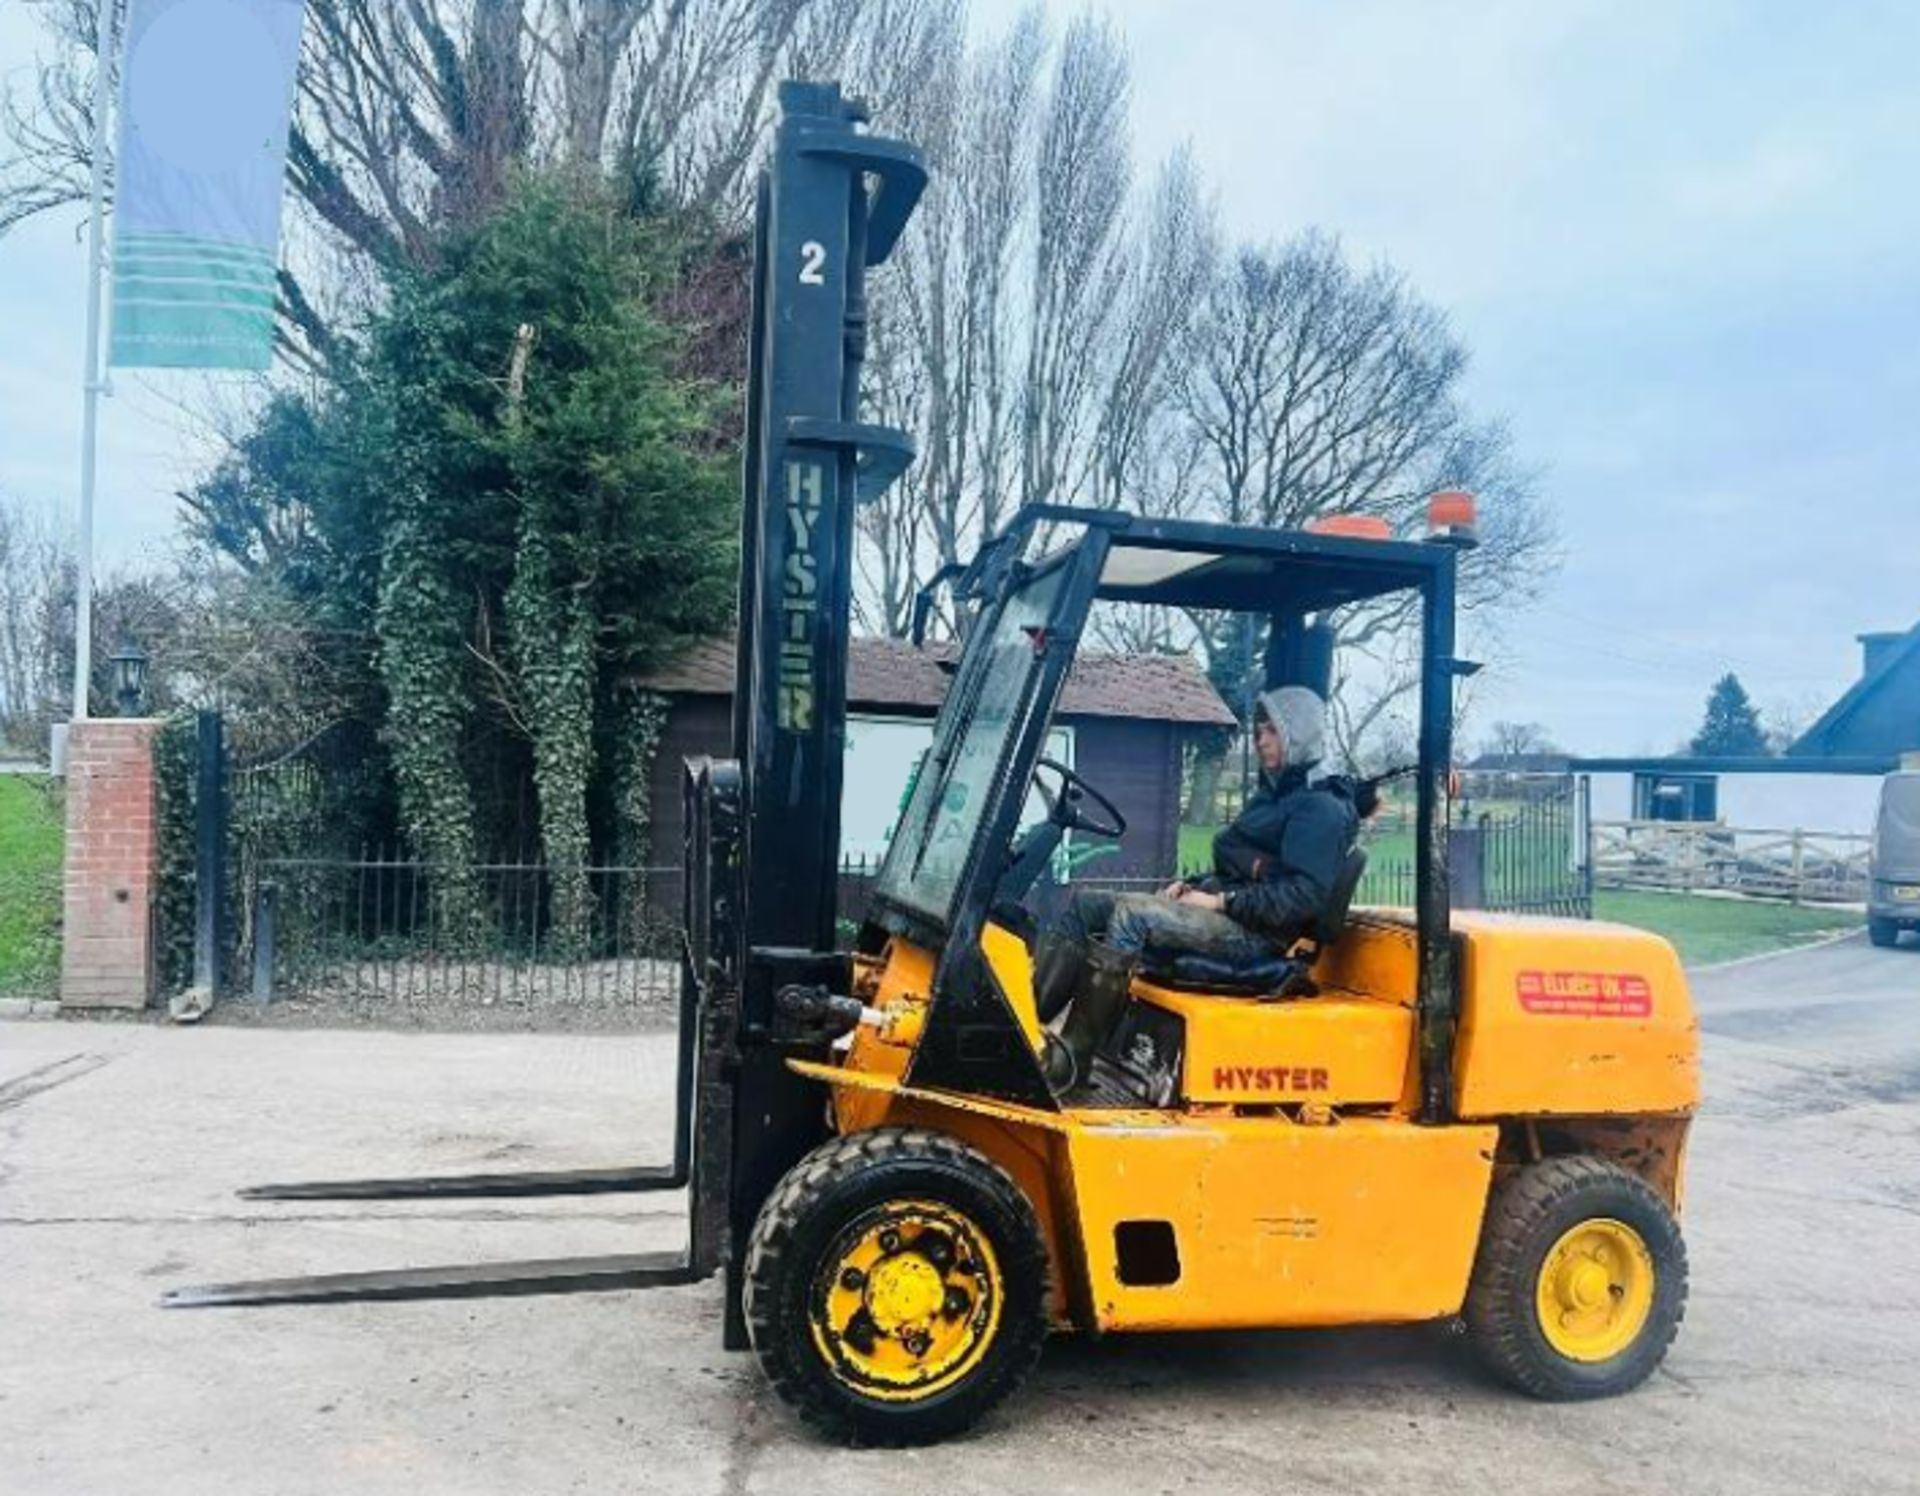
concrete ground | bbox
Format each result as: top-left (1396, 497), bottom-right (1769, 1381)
top-left (3, 935), bottom-right (1918, 1495)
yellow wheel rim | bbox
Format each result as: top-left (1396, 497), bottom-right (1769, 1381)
top-left (808, 1199), bottom-right (1004, 1403)
top-left (1535, 1217), bottom-right (1656, 1363)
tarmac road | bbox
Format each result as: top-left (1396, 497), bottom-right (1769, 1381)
top-left (2, 933), bottom-right (1917, 1495)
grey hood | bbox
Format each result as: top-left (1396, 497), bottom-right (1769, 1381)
top-left (1255, 686), bottom-right (1327, 772)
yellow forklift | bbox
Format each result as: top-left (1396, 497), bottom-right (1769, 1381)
top-left (169, 80), bottom-right (1699, 1447)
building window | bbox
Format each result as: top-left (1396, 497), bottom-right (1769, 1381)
top-left (1634, 772), bottom-right (1718, 823)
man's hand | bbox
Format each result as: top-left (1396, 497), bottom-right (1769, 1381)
top-left (1177, 888), bottom-right (1226, 912)
top-left (1156, 880), bottom-right (1188, 900)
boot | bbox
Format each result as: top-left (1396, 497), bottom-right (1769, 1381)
top-left (1043, 941), bottom-right (1136, 1095)
top-left (1031, 936), bottom-right (1087, 1024)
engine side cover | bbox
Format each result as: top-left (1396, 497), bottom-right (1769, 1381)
top-left (1450, 912), bottom-right (1699, 1118)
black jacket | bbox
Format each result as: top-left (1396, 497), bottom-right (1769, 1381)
top-left (1203, 766), bottom-right (1357, 944)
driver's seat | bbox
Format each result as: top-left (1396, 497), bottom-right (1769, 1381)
top-left (1138, 846), bottom-right (1369, 1000)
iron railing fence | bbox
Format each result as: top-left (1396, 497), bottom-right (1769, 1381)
top-left (1357, 857), bottom-right (1418, 909)
top-left (248, 853), bottom-right (893, 1013)
top-left (1480, 785), bottom-right (1594, 918)
top-left (248, 855), bottom-right (682, 1013)
top-left (240, 851), bottom-right (1269, 1011)
top-left (1176, 773), bottom-right (1590, 920)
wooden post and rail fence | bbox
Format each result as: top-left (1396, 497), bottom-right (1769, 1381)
top-left (1587, 820), bottom-right (1871, 904)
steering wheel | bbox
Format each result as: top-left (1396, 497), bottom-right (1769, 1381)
top-left (1031, 756), bottom-right (1127, 839)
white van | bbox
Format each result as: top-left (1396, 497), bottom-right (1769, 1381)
top-left (1869, 772), bottom-right (1920, 948)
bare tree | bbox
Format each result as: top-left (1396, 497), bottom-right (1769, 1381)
top-left (856, 6), bottom-right (1046, 636)
top-left (1169, 232), bottom-right (1555, 767)
top-left (0, 495), bottom-right (67, 750)
top-left (1018, 13), bottom-right (1129, 511)
top-left (1177, 234), bottom-right (1467, 530)
top-left (0, 1), bottom-right (108, 235)
top-left (1480, 720), bottom-right (1561, 761)
top-left (0, 491), bottom-right (343, 738)
top-left (1078, 150), bottom-right (1216, 657)
top-left (1761, 692), bottom-right (1824, 757)
top-left (850, 9), bottom-right (967, 637)
top-left (857, 9), bottom-right (1215, 639)
top-left (1087, 146), bottom-right (1215, 509)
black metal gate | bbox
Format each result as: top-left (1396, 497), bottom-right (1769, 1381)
top-left (1299, 775), bottom-right (1592, 918)
top-left (1476, 775), bottom-right (1593, 918)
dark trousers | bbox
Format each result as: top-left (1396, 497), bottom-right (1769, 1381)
top-left (1049, 888), bottom-right (1275, 963)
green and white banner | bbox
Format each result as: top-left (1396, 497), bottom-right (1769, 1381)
top-left (109, 0), bottom-right (308, 370)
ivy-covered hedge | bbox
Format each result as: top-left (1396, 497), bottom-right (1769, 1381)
top-left (150, 713), bottom-right (199, 996)
top-left (180, 176), bottom-right (738, 941)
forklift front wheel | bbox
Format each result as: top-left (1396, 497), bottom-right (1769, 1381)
top-left (743, 1127), bottom-right (1050, 1445)
top-left (1465, 1155), bottom-right (1688, 1400)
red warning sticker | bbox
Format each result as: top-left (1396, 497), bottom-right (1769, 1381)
top-left (1516, 970), bottom-right (1652, 1018)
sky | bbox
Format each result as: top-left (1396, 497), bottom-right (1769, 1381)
top-left (3, 0), bottom-right (1918, 756)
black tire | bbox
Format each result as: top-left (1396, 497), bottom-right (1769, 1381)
top-left (1868, 916), bottom-right (1901, 949)
top-left (1465, 1156), bottom-right (1688, 1400)
top-left (743, 1126), bottom-right (1050, 1446)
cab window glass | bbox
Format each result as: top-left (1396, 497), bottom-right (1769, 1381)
top-left (873, 561), bottom-right (1068, 924)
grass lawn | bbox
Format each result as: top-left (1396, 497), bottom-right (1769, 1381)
top-left (1592, 890), bottom-right (1854, 967)
top-left (1176, 821), bottom-right (1216, 874)
top-left (0, 776), bottom-right (63, 996)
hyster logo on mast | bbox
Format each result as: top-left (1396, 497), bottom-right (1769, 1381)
top-left (779, 458), bottom-right (826, 731)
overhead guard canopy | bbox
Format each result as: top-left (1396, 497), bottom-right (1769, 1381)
top-left (1089, 514), bottom-right (1450, 614)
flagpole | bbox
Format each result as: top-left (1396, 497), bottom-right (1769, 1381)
top-left (73, 0), bottom-right (116, 723)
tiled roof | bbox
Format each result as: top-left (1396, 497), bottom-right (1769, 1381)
top-left (634, 633), bottom-right (1235, 726)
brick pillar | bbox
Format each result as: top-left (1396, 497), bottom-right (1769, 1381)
top-left (61, 719), bottom-right (161, 1010)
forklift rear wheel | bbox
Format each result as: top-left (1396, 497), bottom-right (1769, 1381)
top-left (1868, 916), bottom-right (1900, 948)
top-left (1465, 1155), bottom-right (1687, 1400)
top-left (743, 1126), bottom-right (1050, 1445)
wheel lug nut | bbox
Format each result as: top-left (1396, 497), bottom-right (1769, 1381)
top-left (879, 1230), bottom-right (901, 1253)
top-left (839, 1267), bottom-right (866, 1291)
top-left (944, 1287), bottom-right (971, 1316)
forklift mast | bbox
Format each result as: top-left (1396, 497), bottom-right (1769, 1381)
top-left (731, 80), bottom-right (924, 948)
top-left (163, 81), bottom-right (927, 1323)
top-left (709, 80), bottom-right (926, 1345)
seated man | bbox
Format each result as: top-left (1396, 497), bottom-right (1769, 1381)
top-left (1037, 685), bottom-right (1357, 1091)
